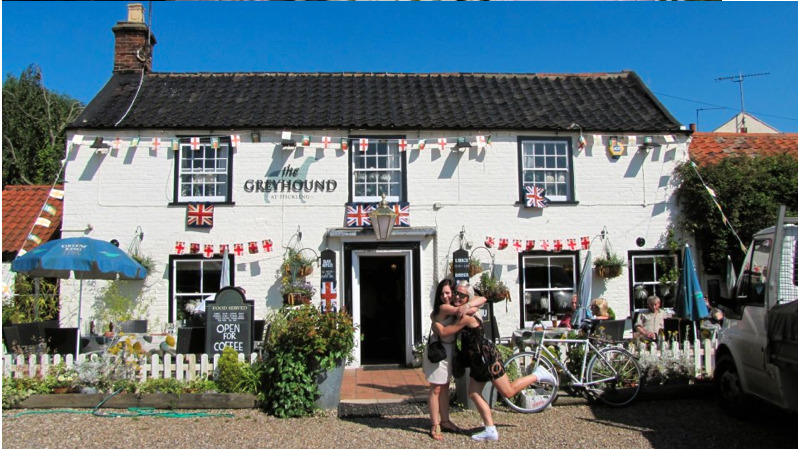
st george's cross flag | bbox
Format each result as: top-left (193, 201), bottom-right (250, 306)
top-left (233, 243), bottom-right (245, 256)
top-left (262, 239), bottom-right (273, 252)
top-left (485, 236), bottom-right (495, 248)
top-left (498, 238), bottom-right (509, 250)
top-left (174, 242), bottom-right (186, 255)
top-left (581, 236), bottom-right (591, 250)
top-left (526, 240), bottom-right (536, 251)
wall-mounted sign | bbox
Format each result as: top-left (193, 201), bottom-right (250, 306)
top-left (320, 249), bottom-right (338, 313)
top-left (452, 249), bottom-right (470, 283)
top-left (205, 287), bottom-right (254, 356)
top-left (243, 163), bottom-right (337, 200)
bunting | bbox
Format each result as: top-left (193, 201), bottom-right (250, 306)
top-left (248, 241), bottom-right (258, 254)
top-left (480, 235), bottom-right (590, 253)
top-left (34, 217), bottom-right (51, 228)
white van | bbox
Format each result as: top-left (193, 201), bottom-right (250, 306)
top-left (715, 205), bottom-right (798, 415)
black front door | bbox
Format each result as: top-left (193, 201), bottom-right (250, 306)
top-left (359, 256), bottom-right (405, 365)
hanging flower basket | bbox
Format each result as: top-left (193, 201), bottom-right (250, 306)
top-left (593, 245), bottom-right (626, 279)
top-left (283, 293), bottom-right (311, 306)
top-left (596, 265), bottom-right (623, 279)
top-left (475, 272), bottom-right (511, 303)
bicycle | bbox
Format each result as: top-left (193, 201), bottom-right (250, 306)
top-left (494, 327), bottom-right (641, 413)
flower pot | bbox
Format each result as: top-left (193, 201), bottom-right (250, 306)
top-left (314, 359), bottom-right (345, 410)
top-left (283, 293), bottom-right (310, 306)
top-left (299, 266), bottom-right (313, 277)
top-left (52, 387), bottom-right (70, 394)
top-left (597, 265), bottom-right (623, 278)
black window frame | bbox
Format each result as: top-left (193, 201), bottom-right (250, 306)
top-left (347, 135), bottom-right (408, 203)
top-left (516, 136), bottom-right (576, 205)
top-left (519, 250), bottom-right (579, 328)
top-left (167, 253), bottom-right (235, 324)
top-left (171, 136), bottom-right (234, 205)
top-left (628, 250), bottom-right (680, 314)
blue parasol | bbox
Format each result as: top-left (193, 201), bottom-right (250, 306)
top-left (676, 244), bottom-right (709, 339)
top-left (12, 237), bottom-right (148, 354)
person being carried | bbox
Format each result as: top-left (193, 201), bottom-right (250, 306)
top-left (449, 281), bottom-right (557, 442)
top-left (635, 295), bottom-right (670, 340)
top-left (424, 278), bottom-right (485, 441)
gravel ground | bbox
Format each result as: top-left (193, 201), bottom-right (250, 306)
top-left (2, 398), bottom-right (794, 449)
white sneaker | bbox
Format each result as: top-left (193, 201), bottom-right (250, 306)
top-left (533, 366), bottom-right (557, 385)
top-left (472, 428), bottom-right (499, 441)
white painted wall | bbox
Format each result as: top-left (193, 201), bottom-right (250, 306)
top-left (61, 129), bottom-right (688, 340)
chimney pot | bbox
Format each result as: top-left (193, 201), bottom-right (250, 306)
top-left (128, 3), bottom-right (144, 23)
top-left (689, 123), bottom-right (696, 132)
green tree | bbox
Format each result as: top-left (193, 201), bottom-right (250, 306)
top-left (2, 64), bottom-right (83, 187)
top-left (673, 154), bottom-right (798, 274)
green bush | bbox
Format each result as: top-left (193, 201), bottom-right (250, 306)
top-left (139, 378), bottom-right (184, 394)
top-left (215, 346), bottom-right (246, 393)
top-left (2, 376), bottom-right (50, 409)
top-left (260, 351), bottom-right (316, 418)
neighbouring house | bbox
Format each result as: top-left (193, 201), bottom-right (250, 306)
top-left (2, 185), bottom-right (65, 311)
top-left (713, 112), bottom-right (780, 134)
top-left (689, 132), bottom-right (798, 164)
top-left (60, 4), bottom-right (692, 366)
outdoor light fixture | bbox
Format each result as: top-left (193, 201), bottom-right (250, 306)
top-left (251, 131), bottom-right (261, 143)
top-left (453, 137), bottom-right (472, 151)
top-left (281, 131), bottom-right (296, 150)
top-left (369, 194), bottom-right (398, 240)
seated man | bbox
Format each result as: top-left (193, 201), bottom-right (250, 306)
top-left (635, 295), bottom-right (670, 340)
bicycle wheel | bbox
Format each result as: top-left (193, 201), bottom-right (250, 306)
top-left (498, 352), bottom-right (559, 413)
top-left (586, 347), bottom-right (641, 407)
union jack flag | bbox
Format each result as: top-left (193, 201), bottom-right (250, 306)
top-left (320, 282), bottom-right (338, 313)
top-left (248, 242), bottom-right (258, 254)
top-left (524, 185), bottom-right (549, 209)
top-left (187, 203), bottom-right (214, 228)
top-left (581, 236), bottom-right (590, 250)
top-left (345, 203), bottom-right (373, 227)
top-left (190, 243), bottom-right (200, 254)
top-left (391, 202), bottom-right (410, 227)
top-left (526, 240), bottom-right (536, 251)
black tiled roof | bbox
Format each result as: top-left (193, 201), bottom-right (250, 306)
top-left (70, 71), bottom-right (683, 132)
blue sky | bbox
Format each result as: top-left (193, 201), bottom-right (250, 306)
top-left (3, 1), bottom-right (797, 132)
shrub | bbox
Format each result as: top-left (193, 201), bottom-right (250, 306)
top-left (139, 378), bottom-right (184, 394)
top-left (2, 376), bottom-right (50, 408)
top-left (75, 356), bottom-right (138, 393)
top-left (215, 346), bottom-right (246, 393)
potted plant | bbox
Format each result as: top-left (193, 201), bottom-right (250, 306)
top-left (475, 272), bottom-right (511, 303)
top-left (593, 249), bottom-right (626, 278)
top-left (281, 248), bottom-right (315, 277)
top-left (280, 279), bottom-right (316, 306)
top-left (46, 364), bottom-right (78, 394)
top-left (657, 264), bottom-right (679, 301)
top-left (261, 305), bottom-right (358, 417)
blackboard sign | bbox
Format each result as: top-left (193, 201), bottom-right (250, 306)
top-left (452, 249), bottom-right (470, 282)
top-left (205, 287), bottom-right (254, 356)
top-left (319, 249), bottom-right (338, 313)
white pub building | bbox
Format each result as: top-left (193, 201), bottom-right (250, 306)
top-left (59, 5), bottom-right (690, 366)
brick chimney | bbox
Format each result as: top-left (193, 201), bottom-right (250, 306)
top-left (112, 3), bottom-right (156, 73)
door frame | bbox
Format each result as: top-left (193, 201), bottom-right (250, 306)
top-left (344, 242), bottom-right (422, 368)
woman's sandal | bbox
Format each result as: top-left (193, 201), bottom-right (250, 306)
top-left (430, 424), bottom-right (444, 441)
top-left (440, 420), bottom-right (463, 434)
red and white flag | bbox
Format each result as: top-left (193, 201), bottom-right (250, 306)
top-left (190, 243), bottom-right (200, 254)
top-left (321, 282), bottom-right (338, 312)
top-left (525, 240), bottom-right (536, 251)
top-left (397, 139), bottom-right (407, 152)
top-left (417, 139), bottom-right (426, 150)
top-left (219, 244), bottom-right (229, 255)
top-left (203, 244), bottom-right (215, 258)
top-left (359, 138), bottom-right (369, 152)
top-left (233, 243), bottom-right (244, 256)
top-left (498, 238), bottom-right (509, 250)
top-left (190, 137), bottom-right (201, 150)
top-left (262, 239), bottom-right (273, 252)
top-left (340, 138), bottom-right (349, 151)
top-left (321, 136), bottom-right (331, 149)
top-left (476, 135), bottom-right (487, 149)
top-left (175, 241), bottom-right (186, 255)
top-left (553, 239), bottom-right (563, 252)
top-left (513, 239), bottom-right (523, 252)
top-left (438, 138), bottom-right (447, 151)
top-left (248, 241), bottom-right (258, 254)
top-left (113, 137), bottom-right (122, 150)
top-left (485, 236), bottom-right (495, 248)
top-left (230, 134), bottom-right (241, 148)
top-left (567, 238), bottom-right (577, 251)
top-left (151, 138), bottom-right (161, 151)
top-left (540, 240), bottom-right (550, 251)
top-left (581, 236), bottom-right (590, 250)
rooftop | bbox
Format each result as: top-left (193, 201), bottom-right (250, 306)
top-left (2, 185), bottom-right (63, 257)
top-left (689, 132), bottom-right (798, 164)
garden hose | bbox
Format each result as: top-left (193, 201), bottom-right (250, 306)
top-left (4, 388), bottom-right (234, 420)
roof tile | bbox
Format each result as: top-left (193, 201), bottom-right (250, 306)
top-left (2, 185), bottom-right (64, 255)
top-left (689, 132), bottom-right (798, 164)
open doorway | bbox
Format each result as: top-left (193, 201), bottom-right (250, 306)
top-left (359, 255), bottom-right (406, 365)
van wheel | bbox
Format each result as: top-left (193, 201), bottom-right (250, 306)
top-left (714, 355), bottom-right (746, 418)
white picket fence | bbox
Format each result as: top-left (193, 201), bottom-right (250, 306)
top-left (628, 339), bottom-right (717, 379)
top-left (2, 352), bottom-right (260, 382)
